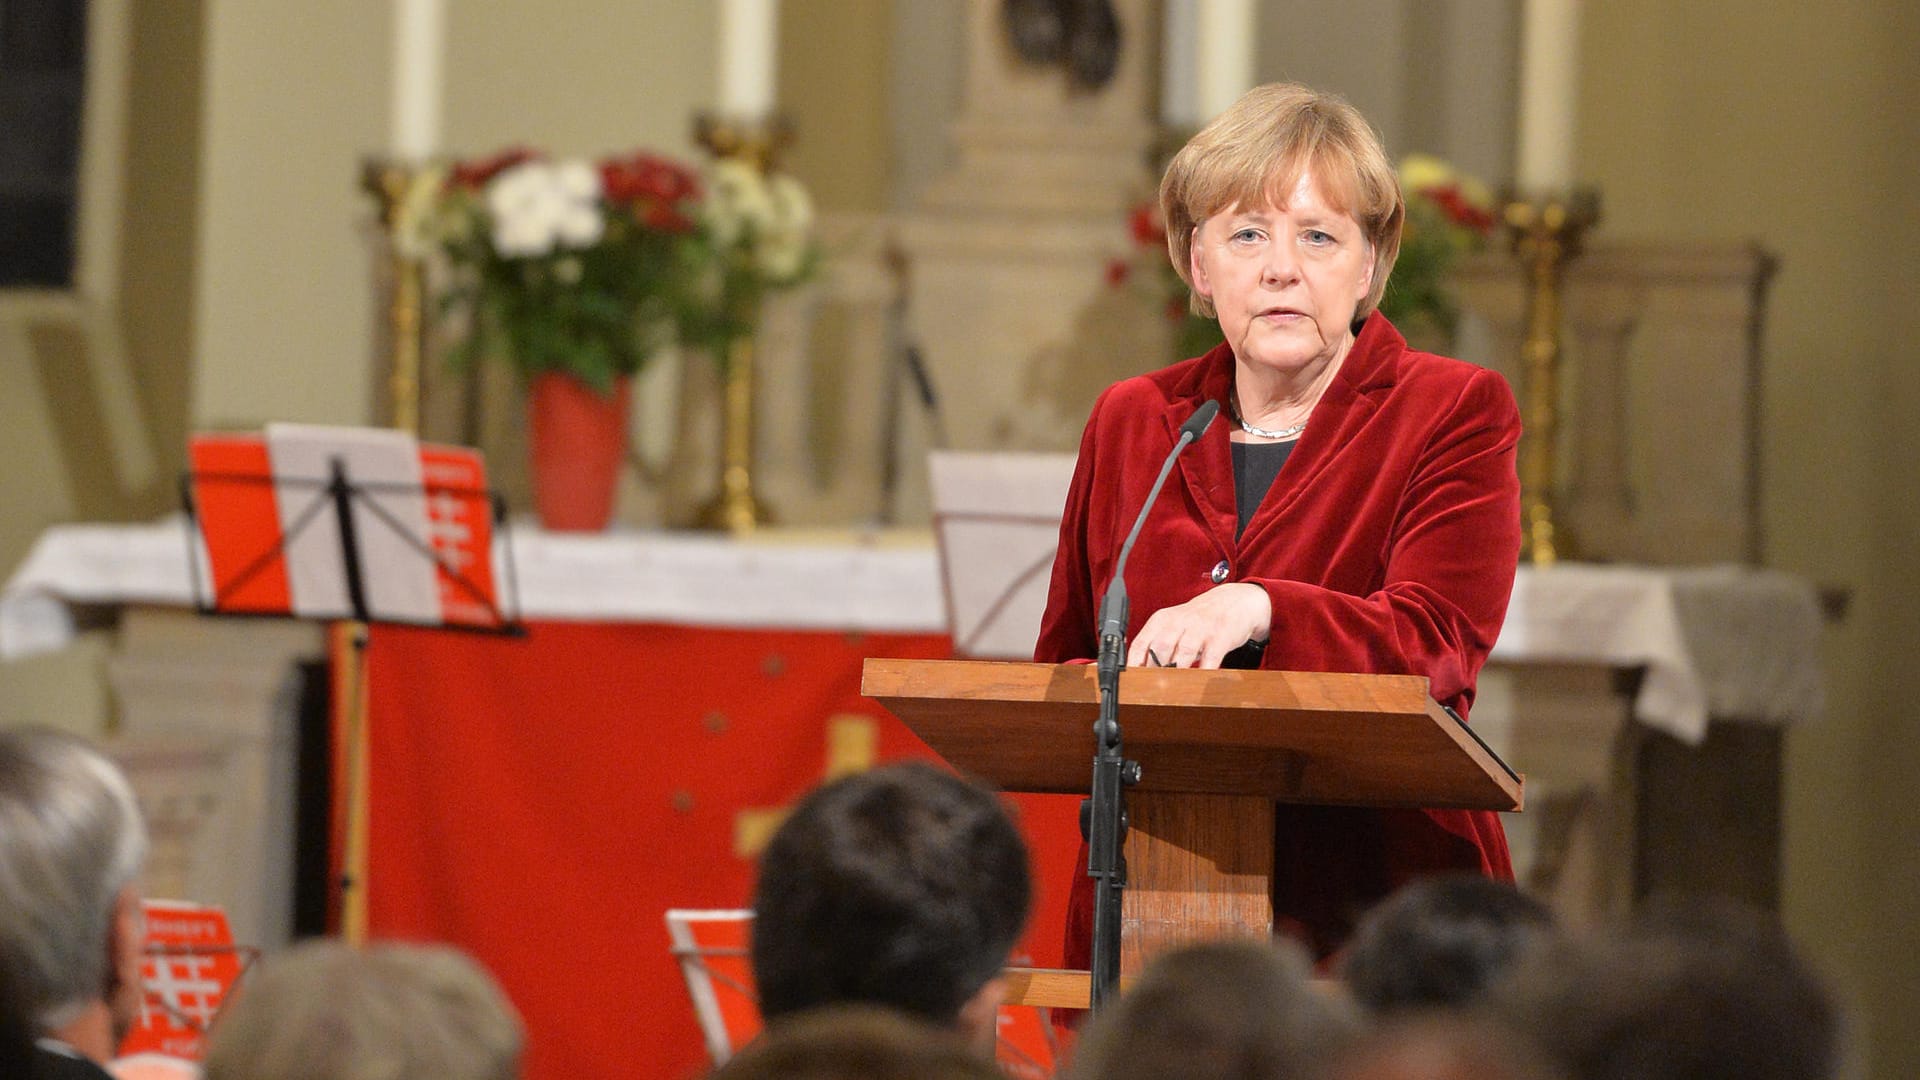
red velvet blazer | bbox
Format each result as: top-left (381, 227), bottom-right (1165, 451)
top-left (1035, 314), bottom-right (1522, 960)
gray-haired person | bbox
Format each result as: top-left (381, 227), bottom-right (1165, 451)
top-left (0, 727), bottom-right (150, 1080)
top-left (203, 940), bottom-right (523, 1080)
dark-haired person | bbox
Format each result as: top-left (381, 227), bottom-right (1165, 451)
top-left (1319, 1013), bottom-right (1566, 1080)
top-left (1037, 82), bottom-right (1521, 963)
top-left (710, 1006), bottom-right (1004, 1080)
top-left (749, 762), bottom-right (1032, 1051)
top-left (1065, 939), bottom-right (1356, 1080)
top-left (0, 728), bottom-right (149, 1080)
top-left (1342, 874), bottom-right (1556, 1014)
top-left (1487, 898), bottom-right (1847, 1080)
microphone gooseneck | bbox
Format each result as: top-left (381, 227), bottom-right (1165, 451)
top-left (1087, 398), bottom-right (1218, 1010)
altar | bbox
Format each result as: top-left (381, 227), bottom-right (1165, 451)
top-left (1, 521), bottom-right (1827, 1080)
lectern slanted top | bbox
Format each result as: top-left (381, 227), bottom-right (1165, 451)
top-left (862, 657), bottom-right (1522, 976)
top-left (863, 658), bottom-right (1521, 811)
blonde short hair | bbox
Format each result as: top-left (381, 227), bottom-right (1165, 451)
top-left (1161, 82), bottom-right (1404, 319)
top-left (205, 942), bottom-right (523, 1080)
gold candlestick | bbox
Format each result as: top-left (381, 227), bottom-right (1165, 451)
top-left (691, 114), bottom-right (793, 535)
top-left (1503, 189), bottom-right (1600, 566)
top-left (697, 335), bottom-right (770, 533)
top-left (360, 159), bottom-right (431, 437)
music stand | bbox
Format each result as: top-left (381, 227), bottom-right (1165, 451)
top-left (182, 423), bottom-right (523, 633)
top-left (180, 424), bottom-right (525, 940)
top-left (927, 451), bottom-right (1076, 658)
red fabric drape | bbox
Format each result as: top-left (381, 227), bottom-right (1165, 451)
top-left (357, 622), bottom-right (1079, 1080)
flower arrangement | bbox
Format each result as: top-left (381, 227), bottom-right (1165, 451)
top-left (675, 158), bottom-right (819, 364)
top-left (1379, 154), bottom-right (1498, 340)
top-left (1105, 154), bottom-right (1497, 361)
top-left (421, 146), bottom-right (817, 392)
top-left (1104, 200), bottom-right (1224, 361)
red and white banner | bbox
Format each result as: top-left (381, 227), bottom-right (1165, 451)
top-left (188, 426), bottom-right (500, 629)
top-left (118, 900), bottom-right (247, 1064)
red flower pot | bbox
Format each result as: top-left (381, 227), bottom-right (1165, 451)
top-left (528, 372), bottom-right (630, 531)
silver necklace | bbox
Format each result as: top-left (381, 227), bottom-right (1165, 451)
top-left (1230, 397), bottom-right (1307, 440)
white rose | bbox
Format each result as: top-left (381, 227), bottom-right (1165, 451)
top-left (765, 175), bottom-right (813, 236)
top-left (484, 159), bottom-right (605, 257)
top-left (756, 231), bottom-right (807, 280)
top-left (704, 160), bottom-right (775, 249)
top-left (553, 159), bottom-right (602, 202)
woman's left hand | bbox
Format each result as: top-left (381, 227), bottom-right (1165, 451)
top-left (1126, 582), bottom-right (1273, 669)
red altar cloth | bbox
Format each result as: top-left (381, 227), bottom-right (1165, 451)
top-left (361, 621), bottom-right (1080, 1080)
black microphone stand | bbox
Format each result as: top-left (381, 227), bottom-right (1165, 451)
top-left (1086, 399), bottom-right (1218, 1009)
top-left (1088, 574), bottom-right (1137, 1010)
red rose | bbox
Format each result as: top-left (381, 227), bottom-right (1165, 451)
top-left (1105, 258), bottom-right (1132, 287)
top-left (1422, 186), bottom-right (1496, 235)
top-left (637, 202), bottom-right (696, 234)
top-left (1129, 202), bottom-right (1166, 247)
top-left (602, 153), bottom-right (701, 206)
top-left (450, 147), bottom-right (538, 189)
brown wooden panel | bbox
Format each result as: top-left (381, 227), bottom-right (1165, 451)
top-left (1121, 793), bottom-right (1274, 973)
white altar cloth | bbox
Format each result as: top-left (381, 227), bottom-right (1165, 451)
top-left (3, 521), bottom-right (1823, 743)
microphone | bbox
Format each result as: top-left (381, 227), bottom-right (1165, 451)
top-left (1096, 399), bottom-right (1220, 651)
top-left (1086, 398), bottom-right (1218, 1010)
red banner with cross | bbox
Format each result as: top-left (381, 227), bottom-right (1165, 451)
top-left (358, 621), bottom-right (1082, 1080)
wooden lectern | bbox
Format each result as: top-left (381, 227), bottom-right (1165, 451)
top-left (862, 658), bottom-right (1523, 1002)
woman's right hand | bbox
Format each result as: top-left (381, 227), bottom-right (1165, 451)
top-left (1126, 582), bottom-right (1273, 669)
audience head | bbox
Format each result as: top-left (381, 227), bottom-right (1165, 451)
top-left (1, 941), bottom-right (35, 1080)
top-left (710, 1005), bottom-right (1004, 1080)
top-left (1068, 939), bottom-right (1359, 1080)
top-left (0, 726), bottom-right (149, 1044)
top-left (750, 763), bottom-right (1031, 1046)
top-left (1487, 897), bottom-right (1845, 1080)
top-left (1341, 874), bottom-right (1556, 1015)
top-left (204, 940), bottom-right (522, 1080)
top-left (1315, 1013), bottom-right (1565, 1080)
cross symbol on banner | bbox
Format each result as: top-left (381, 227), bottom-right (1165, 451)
top-left (427, 491), bottom-right (467, 524)
top-left (141, 955), bottom-right (224, 1030)
top-left (733, 714), bottom-right (877, 858)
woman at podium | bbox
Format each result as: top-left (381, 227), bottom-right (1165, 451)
top-left (1035, 83), bottom-right (1521, 962)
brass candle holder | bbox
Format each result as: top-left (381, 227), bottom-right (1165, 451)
top-left (692, 113), bottom-right (794, 535)
top-left (1503, 188), bottom-right (1600, 566)
top-left (360, 158), bottom-right (433, 437)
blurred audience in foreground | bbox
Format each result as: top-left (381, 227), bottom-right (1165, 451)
top-left (203, 940), bottom-right (522, 1080)
top-left (710, 1006), bottom-right (1004, 1080)
top-left (1066, 939), bottom-right (1358, 1080)
top-left (1486, 897), bottom-right (1847, 1080)
top-left (1340, 874), bottom-right (1557, 1016)
top-left (0, 727), bottom-right (150, 1080)
top-left (750, 762), bottom-right (1031, 1052)
top-left (1315, 1013), bottom-right (1565, 1080)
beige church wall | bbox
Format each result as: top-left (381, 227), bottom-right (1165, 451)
top-left (0, 1), bottom-right (202, 731)
top-left (1256, 0), bottom-right (1517, 184)
top-left (188, 0), bottom-right (388, 429)
top-left (780, 0), bottom-right (894, 214)
top-left (440, 2), bottom-right (712, 160)
top-left (119, 0), bottom-right (204, 512)
top-left (1579, 2), bottom-right (1920, 1076)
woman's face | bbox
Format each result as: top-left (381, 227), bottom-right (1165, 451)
top-left (1189, 172), bottom-right (1375, 382)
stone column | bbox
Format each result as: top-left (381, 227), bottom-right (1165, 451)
top-left (893, 0), bottom-right (1171, 522)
